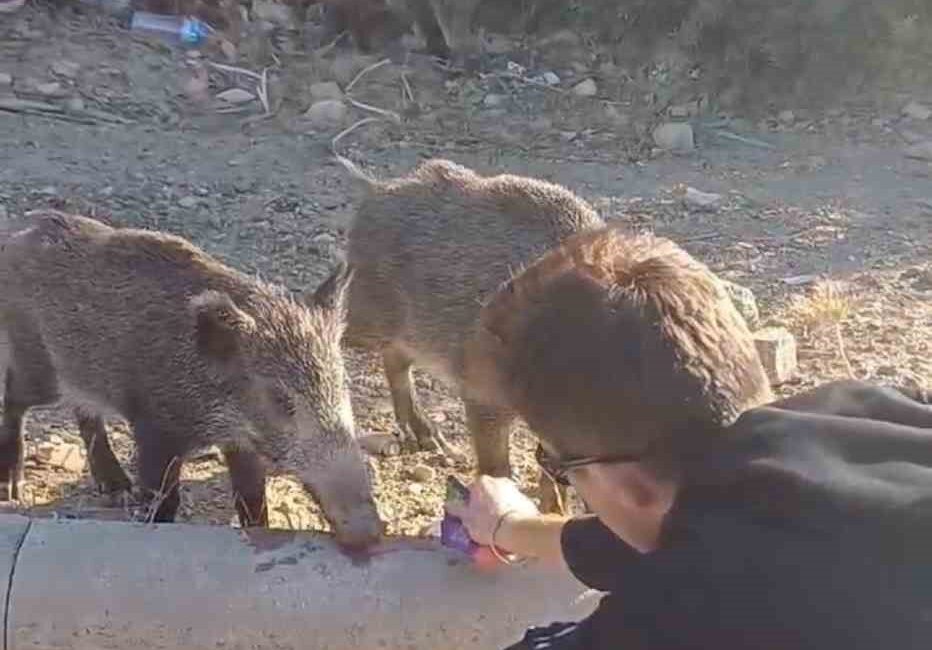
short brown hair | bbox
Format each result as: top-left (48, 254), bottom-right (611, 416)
top-left (464, 226), bottom-right (772, 462)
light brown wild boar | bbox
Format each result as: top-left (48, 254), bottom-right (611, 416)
top-left (0, 211), bottom-right (383, 549)
top-left (338, 157), bottom-right (605, 508)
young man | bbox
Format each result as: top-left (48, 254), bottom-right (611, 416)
top-left (451, 226), bottom-right (932, 650)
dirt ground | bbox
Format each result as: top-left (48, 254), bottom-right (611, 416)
top-left (0, 5), bottom-right (929, 537)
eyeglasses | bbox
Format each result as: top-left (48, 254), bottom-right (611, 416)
top-left (535, 443), bottom-right (647, 486)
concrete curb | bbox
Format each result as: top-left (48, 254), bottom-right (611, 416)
top-left (0, 515), bottom-right (597, 649)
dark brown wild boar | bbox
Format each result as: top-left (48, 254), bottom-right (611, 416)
top-left (338, 157), bottom-right (605, 509)
top-left (0, 211), bottom-right (382, 549)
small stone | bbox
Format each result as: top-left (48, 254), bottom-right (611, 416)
top-left (721, 280), bottom-right (760, 329)
top-left (902, 100), bottom-right (932, 121)
top-left (252, 0), bottom-right (294, 27)
top-left (410, 464), bottom-right (436, 483)
top-left (407, 483), bottom-right (424, 496)
top-left (359, 433), bottom-right (401, 457)
top-left (303, 99), bottom-right (348, 128)
top-left (682, 186), bottom-right (722, 210)
top-left (572, 78), bottom-right (598, 97)
top-left (65, 97), bottom-right (85, 112)
top-left (50, 60), bottom-right (80, 79)
top-left (35, 441), bottom-right (85, 474)
top-left (483, 93), bottom-right (505, 107)
top-left (875, 365), bottom-right (897, 377)
top-left (0, 72), bottom-right (12, 87)
top-left (604, 104), bottom-right (630, 127)
top-left (904, 141), bottom-right (932, 162)
top-left (36, 81), bottom-right (65, 97)
top-left (216, 88), bottom-right (254, 104)
top-left (37, 186), bottom-right (58, 197)
top-left (178, 196), bottom-right (198, 208)
top-left (537, 29), bottom-right (581, 47)
top-left (781, 274), bottom-right (818, 286)
top-left (309, 81), bottom-right (343, 102)
top-left (778, 109), bottom-right (796, 125)
top-left (652, 122), bottom-right (694, 152)
top-left (540, 71), bottom-right (560, 86)
top-left (669, 104), bottom-right (691, 118)
top-left (753, 327), bottom-right (798, 385)
top-left (312, 232), bottom-right (336, 245)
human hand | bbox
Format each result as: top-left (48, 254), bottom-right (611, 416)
top-left (446, 475), bottom-right (540, 547)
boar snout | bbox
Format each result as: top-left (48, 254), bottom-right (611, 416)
top-left (301, 446), bottom-right (384, 549)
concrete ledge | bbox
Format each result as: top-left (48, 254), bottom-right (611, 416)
top-left (0, 515), bottom-right (597, 650)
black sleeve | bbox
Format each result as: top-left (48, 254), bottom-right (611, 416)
top-left (560, 515), bottom-right (646, 592)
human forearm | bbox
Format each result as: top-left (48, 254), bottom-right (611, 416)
top-left (495, 513), bottom-right (570, 570)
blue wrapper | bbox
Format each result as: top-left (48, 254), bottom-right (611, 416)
top-left (441, 476), bottom-right (479, 556)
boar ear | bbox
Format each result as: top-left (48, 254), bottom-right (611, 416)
top-left (189, 290), bottom-right (256, 361)
top-left (307, 260), bottom-right (354, 312)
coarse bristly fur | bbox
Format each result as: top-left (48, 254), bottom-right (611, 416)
top-left (339, 157), bottom-right (604, 508)
top-left (464, 225), bottom-right (775, 465)
top-left (0, 211), bottom-right (382, 546)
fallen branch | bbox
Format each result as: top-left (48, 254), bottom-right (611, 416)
top-left (708, 128), bottom-right (776, 150)
top-left (345, 57), bottom-right (391, 94)
top-left (330, 117), bottom-right (382, 154)
top-left (206, 61), bottom-right (272, 114)
top-left (345, 96), bottom-right (401, 123)
top-left (0, 96), bottom-right (132, 126)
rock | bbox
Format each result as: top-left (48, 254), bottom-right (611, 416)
top-left (753, 327), bottom-right (798, 385)
top-left (539, 71), bottom-right (560, 86)
top-left (252, 0), bottom-right (294, 27)
top-left (652, 122), bottom-right (694, 152)
top-left (35, 441), bottom-right (85, 474)
top-left (358, 433), bottom-right (401, 457)
top-left (681, 186), bottom-right (722, 211)
top-left (329, 53), bottom-right (376, 86)
top-left (216, 88), bottom-right (254, 104)
top-left (604, 104), bottom-right (630, 127)
top-left (304, 99), bottom-right (348, 128)
top-left (483, 93), bottom-right (505, 107)
top-left (0, 72), bottom-right (12, 87)
top-left (781, 274), bottom-right (818, 286)
top-left (572, 78), bottom-right (598, 97)
top-left (669, 104), bottom-right (691, 118)
top-left (721, 280), bottom-right (760, 329)
top-left (904, 141), bottom-right (932, 161)
top-left (50, 60), bottom-right (80, 79)
top-left (902, 100), bottom-right (931, 121)
top-left (37, 186), bottom-right (58, 197)
top-left (309, 81), bottom-right (343, 102)
top-left (65, 97), bottom-right (85, 112)
top-left (178, 196), bottom-right (198, 208)
top-left (36, 81), bottom-right (66, 98)
top-left (900, 267), bottom-right (932, 291)
top-left (312, 232), bottom-right (336, 245)
top-left (537, 29), bottom-right (581, 48)
top-left (407, 483), bottom-right (424, 496)
top-left (778, 109), bottom-right (796, 125)
top-left (409, 464), bottom-right (436, 483)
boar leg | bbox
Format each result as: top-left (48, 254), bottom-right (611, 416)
top-left (772, 379), bottom-right (931, 428)
top-left (427, 0), bottom-right (482, 68)
top-left (135, 426), bottom-right (183, 523)
top-left (535, 469), bottom-right (569, 515)
top-left (382, 345), bottom-right (450, 454)
top-left (465, 398), bottom-right (516, 479)
top-left (75, 410), bottom-right (133, 496)
top-left (0, 329), bottom-right (60, 501)
top-left (406, 0), bottom-right (450, 57)
top-left (222, 446), bottom-right (268, 527)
